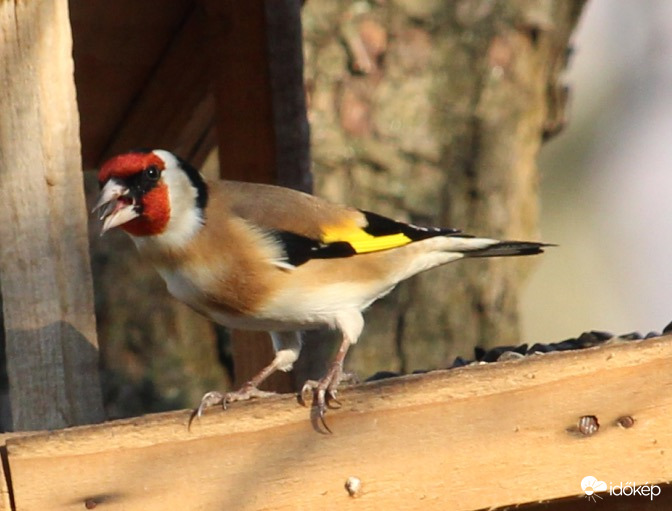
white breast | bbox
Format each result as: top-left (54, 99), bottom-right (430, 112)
top-left (153, 264), bottom-right (395, 334)
top-left (153, 266), bottom-right (318, 332)
top-left (156, 267), bottom-right (203, 308)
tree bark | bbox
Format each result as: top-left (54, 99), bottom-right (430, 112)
top-left (303, 0), bottom-right (586, 375)
top-left (0, 0), bottom-right (104, 430)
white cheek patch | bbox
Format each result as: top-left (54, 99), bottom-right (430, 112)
top-left (146, 165), bottom-right (204, 248)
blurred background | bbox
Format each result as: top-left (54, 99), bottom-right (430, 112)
top-left (77, 0), bottom-right (672, 419)
top-left (5, 0), bottom-right (670, 428)
top-left (521, 0), bottom-right (672, 342)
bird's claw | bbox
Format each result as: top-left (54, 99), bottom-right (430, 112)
top-left (200, 390), bottom-right (226, 413)
top-left (298, 382), bottom-right (337, 433)
top-left (188, 385), bottom-right (276, 430)
top-left (299, 367), bottom-right (357, 433)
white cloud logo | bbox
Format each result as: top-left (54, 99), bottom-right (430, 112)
top-left (581, 477), bottom-right (662, 502)
top-left (582, 476), bottom-right (607, 502)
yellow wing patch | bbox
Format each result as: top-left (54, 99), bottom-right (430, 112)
top-left (321, 224), bottom-right (412, 254)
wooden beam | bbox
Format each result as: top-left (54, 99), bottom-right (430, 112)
top-left (201, 0), bottom-right (298, 393)
top-left (263, 0), bottom-right (312, 192)
top-left (201, 0), bottom-right (276, 183)
top-left (0, 0), bottom-right (104, 430)
top-left (101, 7), bottom-right (215, 167)
top-left (0, 446), bottom-right (12, 511)
top-left (70, 0), bottom-right (193, 168)
top-left (1, 336), bottom-right (671, 509)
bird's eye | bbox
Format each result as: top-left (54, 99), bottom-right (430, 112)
top-left (145, 166), bottom-right (160, 181)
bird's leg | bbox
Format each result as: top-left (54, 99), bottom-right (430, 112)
top-left (191, 332), bottom-right (302, 425)
top-left (299, 313), bottom-right (364, 432)
top-left (300, 334), bottom-right (354, 433)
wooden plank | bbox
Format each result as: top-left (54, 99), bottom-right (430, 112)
top-left (0, 432), bottom-right (33, 511)
top-left (263, 0), bottom-right (338, 387)
top-left (0, 446), bottom-right (12, 510)
top-left (201, 0), bottom-right (292, 392)
top-left (0, 0), bottom-right (104, 430)
top-left (3, 335), bottom-right (672, 510)
top-left (201, 0), bottom-right (276, 183)
top-left (70, 0), bottom-right (193, 167)
top-left (263, 0), bottom-right (312, 193)
top-left (503, 485), bottom-right (672, 511)
top-left (101, 7), bottom-right (215, 167)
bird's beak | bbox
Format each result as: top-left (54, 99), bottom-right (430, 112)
top-left (93, 180), bottom-right (139, 235)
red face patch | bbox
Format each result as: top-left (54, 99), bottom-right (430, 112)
top-left (120, 183), bottom-right (171, 237)
top-left (98, 152), bottom-right (165, 184)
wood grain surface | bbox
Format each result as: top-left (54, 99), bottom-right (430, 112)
top-left (1, 335), bottom-right (670, 510)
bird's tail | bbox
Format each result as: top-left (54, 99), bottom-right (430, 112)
top-left (375, 236), bottom-right (551, 287)
top-left (462, 241), bottom-right (552, 258)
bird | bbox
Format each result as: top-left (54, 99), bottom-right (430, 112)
top-left (94, 148), bottom-right (549, 430)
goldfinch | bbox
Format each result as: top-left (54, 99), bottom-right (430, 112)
top-left (95, 149), bottom-right (548, 427)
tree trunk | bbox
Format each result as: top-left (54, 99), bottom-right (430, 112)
top-left (0, 0), bottom-right (104, 430)
top-left (303, 0), bottom-right (586, 375)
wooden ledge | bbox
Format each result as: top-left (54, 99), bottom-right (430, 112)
top-left (2, 334), bottom-right (672, 510)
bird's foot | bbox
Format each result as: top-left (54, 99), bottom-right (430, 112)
top-left (188, 384), bottom-right (276, 429)
top-left (299, 364), bottom-right (358, 433)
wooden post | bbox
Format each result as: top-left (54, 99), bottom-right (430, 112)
top-left (263, 0), bottom-right (337, 386)
top-left (202, 0), bottom-right (286, 392)
top-left (0, 0), bottom-right (104, 430)
top-left (263, 0), bottom-right (312, 193)
top-left (202, 0), bottom-right (313, 392)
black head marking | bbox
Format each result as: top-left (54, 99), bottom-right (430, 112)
top-left (174, 155), bottom-right (209, 213)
